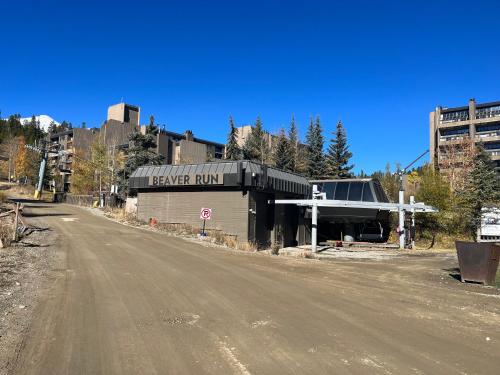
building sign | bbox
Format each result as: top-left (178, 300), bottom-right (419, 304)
top-left (148, 173), bottom-right (224, 187)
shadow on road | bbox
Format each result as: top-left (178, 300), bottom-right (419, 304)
top-left (22, 212), bottom-right (72, 218)
top-left (443, 267), bottom-right (462, 282)
top-left (7, 198), bottom-right (49, 204)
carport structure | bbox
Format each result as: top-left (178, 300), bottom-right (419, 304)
top-left (271, 185), bottom-right (438, 252)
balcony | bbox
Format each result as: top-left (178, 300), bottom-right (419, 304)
top-left (439, 135), bottom-right (469, 145)
top-left (475, 132), bottom-right (500, 143)
top-left (476, 106), bottom-right (500, 120)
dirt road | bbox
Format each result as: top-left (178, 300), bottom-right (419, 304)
top-left (12, 203), bottom-right (500, 374)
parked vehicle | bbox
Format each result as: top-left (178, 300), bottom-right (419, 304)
top-left (358, 221), bottom-right (384, 242)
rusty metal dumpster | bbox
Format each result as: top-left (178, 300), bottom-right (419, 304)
top-left (456, 241), bottom-right (500, 286)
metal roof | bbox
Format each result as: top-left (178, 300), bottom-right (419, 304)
top-left (129, 160), bottom-right (310, 195)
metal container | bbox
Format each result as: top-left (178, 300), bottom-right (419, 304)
top-left (456, 241), bottom-right (500, 286)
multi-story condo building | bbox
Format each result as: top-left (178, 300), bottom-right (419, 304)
top-left (48, 128), bottom-right (99, 191)
top-left (430, 98), bottom-right (500, 176)
top-left (48, 103), bottom-right (225, 192)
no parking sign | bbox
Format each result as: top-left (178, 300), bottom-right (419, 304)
top-left (200, 207), bottom-right (212, 220)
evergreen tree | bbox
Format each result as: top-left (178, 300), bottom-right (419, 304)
top-left (305, 116), bottom-right (326, 179)
top-left (48, 121), bottom-right (57, 134)
top-left (288, 115), bottom-right (298, 172)
top-left (225, 115), bottom-right (241, 160)
top-left (117, 118), bottom-right (164, 196)
top-left (327, 120), bottom-right (354, 178)
top-left (458, 146), bottom-right (500, 238)
top-left (242, 116), bottom-right (269, 163)
top-left (273, 128), bottom-right (293, 171)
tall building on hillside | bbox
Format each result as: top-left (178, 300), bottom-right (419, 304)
top-left (430, 98), bottom-right (500, 176)
top-left (48, 103), bottom-right (226, 192)
top-left (101, 103), bottom-right (140, 148)
top-left (107, 103), bottom-right (140, 126)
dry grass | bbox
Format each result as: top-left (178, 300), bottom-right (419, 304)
top-left (8, 185), bottom-right (35, 198)
top-left (415, 232), bottom-right (471, 250)
top-left (101, 207), bottom-right (257, 252)
top-left (0, 220), bottom-right (13, 247)
top-left (301, 250), bottom-right (315, 259)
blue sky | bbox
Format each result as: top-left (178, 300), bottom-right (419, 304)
top-left (1, 0), bottom-right (499, 173)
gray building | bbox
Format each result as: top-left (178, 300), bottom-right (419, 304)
top-left (430, 98), bottom-right (500, 176)
top-left (129, 160), bottom-right (310, 248)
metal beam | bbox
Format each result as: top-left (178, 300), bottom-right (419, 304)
top-left (269, 191), bottom-right (437, 252)
top-left (270, 199), bottom-right (437, 213)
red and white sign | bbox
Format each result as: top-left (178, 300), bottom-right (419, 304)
top-left (200, 207), bottom-right (212, 220)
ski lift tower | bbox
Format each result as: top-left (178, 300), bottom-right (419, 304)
top-left (26, 140), bottom-right (60, 200)
top-left (395, 150), bottom-right (429, 249)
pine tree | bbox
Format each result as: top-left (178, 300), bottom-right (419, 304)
top-left (288, 115), bottom-right (298, 172)
top-left (305, 116), bottom-right (326, 179)
top-left (117, 118), bottom-right (164, 196)
top-left (242, 116), bottom-right (269, 164)
top-left (327, 120), bottom-right (354, 178)
top-left (225, 115), bottom-right (241, 160)
top-left (274, 128), bottom-right (294, 171)
top-left (459, 147), bottom-right (500, 238)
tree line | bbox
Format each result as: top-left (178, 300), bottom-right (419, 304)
top-left (224, 115), bottom-right (355, 179)
top-left (0, 115), bottom-right (46, 182)
top-left (369, 143), bottom-right (499, 245)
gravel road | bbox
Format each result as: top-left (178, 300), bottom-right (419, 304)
top-left (9, 202), bottom-right (500, 374)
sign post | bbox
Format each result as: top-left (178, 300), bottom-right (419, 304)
top-left (200, 207), bottom-right (212, 236)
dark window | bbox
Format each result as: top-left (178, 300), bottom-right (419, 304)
top-left (321, 182), bottom-right (336, 199)
top-left (373, 181), bottom-right (389, 202)
top-left (440, 127), bottom-right (469, 137)
top-left (476, 123), bottom-right (500, 133)
top-left (362, 183), bottom-right (374, 202)
top-left (348, 182), bottom-right (363, 201)
top-left (334, 182), bottom-right (349, 200)
top-left (484, 142), bottom-right (500, 150)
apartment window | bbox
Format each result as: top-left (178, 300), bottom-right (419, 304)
top-left (483, 142), bottom-right (500, 150)
top-left (214, 145), bottom-right (224, 159)
top-left (476, 105), bottom-right (500, 119)
top-left (440, 127), bottom-right (469, 137)
top-left (476, 123), bottom-right (500, 133)
top-left (441, 110), bottom-right (469, 122)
